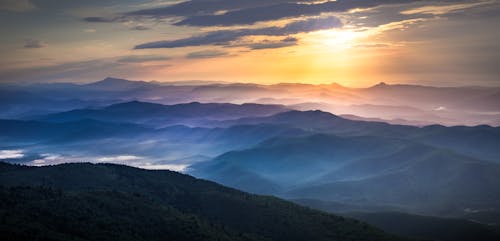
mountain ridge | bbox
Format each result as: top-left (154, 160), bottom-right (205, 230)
top-left (0, 162), bottom-right (407, 241)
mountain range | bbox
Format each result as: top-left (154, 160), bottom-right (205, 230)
top-left (2, 100), bottom-right (499, 218)
top-left (1, 78), bottom-right (499, 241)
top-left (2, 77), bottom-right (499, 126)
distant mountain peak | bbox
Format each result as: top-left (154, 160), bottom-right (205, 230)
top-left (94, 77), bottom-right (131, 84)
top-left (85, 77), bottom-right (151, 90)
top-left (105, 100), bottom-right (163, 110)
top-left (373, 82), bottom-right (388, 88)
top-left (277, 109), bottom-right (339, 119)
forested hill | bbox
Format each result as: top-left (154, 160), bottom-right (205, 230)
top-left (0, 162), bottom-right (407, 241)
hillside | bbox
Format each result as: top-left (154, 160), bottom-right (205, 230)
top-left (0, 186), bottom-right (265, 241)
top-left (0, 162), bottom-right (406, 241)
top-left (37, 101), bottom-right (289, 127)
top-left (190, 133), bottom-right (500, 216)
top-left (346, 212), bottom-right (500, 241)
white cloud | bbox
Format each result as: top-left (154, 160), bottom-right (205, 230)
top-left (0, 150), bottom-right (24, 159)
top-left (97, 155), bottom-right (142, 163)
top-left (401, 1), bottom-right (496, 15)
top-left (30, 153), bottom-right (144, 165)
top-left (30, 153), bottom-right (65, 166)
top-left (26, 153), bottom-right (187, 172)
top-left (31, 159), bottom-right (46, 165)
top-left (137, 163), bottom-right (188, 172)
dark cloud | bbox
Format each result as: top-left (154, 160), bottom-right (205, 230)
top-left (24, 39), bottom-right (46, 48)
top-left (130, 25), bottom-right (150, 31)
top-left (282, 36), bottom-right (298, 42)
top-left (83, 16), bottom-right (115, 22)
top-left (247, 37), bottom-right (298, 50)
top-left (186, 50), bottom-right (229, 59)
top-left (127, 0), bottom-right (308, 18)
top-left (135, 16), bottom-right (341, 49)
top-left (135, 0), bottom-right (422, 26)
top-left (83, 15), bottom-right (135, 23)
top-left (117, 55), bottom-right (171, 63)
top-left (85, 0), bottom-right (469, 27)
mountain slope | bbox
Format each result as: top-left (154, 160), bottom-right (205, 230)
top-left (0, 119), bottom-right (150, 143)
top-left (346, 212), bottom-right (500, 241)
top-left (190, 134), bottom-right (410, 188)
top-left (190, 133), bottom-right (500, 216)
top-left (225, 110), bottom-right (500, 162)
top-left (0, 162), bottom-right (406, 241)
top-left (37, 101), bottom-right (289, 127)
top-left (286, 149), bottom-right (500, 216)
top-left (0, 186), bottom-right (266, 241)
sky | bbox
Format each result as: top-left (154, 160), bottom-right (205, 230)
top-left (1, 0), bottom-right (499, 87)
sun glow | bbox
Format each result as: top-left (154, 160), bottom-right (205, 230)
top-left (315, 29), bottom-right (363, 48)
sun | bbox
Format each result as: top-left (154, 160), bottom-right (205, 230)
top-left (319, 29), bottom-right (362, 48)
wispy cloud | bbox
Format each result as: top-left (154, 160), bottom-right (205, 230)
top-left (122, 0), bottom-right (423, 26)
top-left (117, 55), bottom-right (171, 63)
top-left (246, 37), bottom-right (298, 50)
top-left (28, 153), bottom-right (187, 172)
top-left (83, 16), bottom-right (128, 23)
top-left (0, 150), bottom-right (24, 159)
top-left (31, 154), bottom-right (143, 166)
top-left (401, 1), bottom-right (496, 15)
top-left (137, 163), bottom-right (188, 172)
top-left (130, 25), bottom-right (150, 31)
top-left (186, 50), bottom-right (229, 59)
top-left (24, 39), bottom-right (46, 48)
top-left (97, 155), bottom-right (142, 163)
top-left (135, 16), bottom-right (342, 49)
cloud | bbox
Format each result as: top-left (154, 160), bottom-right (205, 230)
top-left (401, 1), bottom-right (496, 15)
top-left (340, 3), bottom-right (434, 29)
top-left (0, 150), bottom-right (24, 159)
top-left (28, 153), bottom-right (185, 171)
top-left (246, 37), bottom-right (298, 50)
top-left (137, 163), bottom-right (188, 172)
top-left (83, 16), bottom-right (132, 23)
top-left (84, 28), bottom-right (97, 33)
top-left (96, 155), bottom-right (142, 163)
top-left (24, 39), bottom-right (46, 48)
top-left (160, 0), bottom-right (423, 26)
top-left (0, 0), bottom-right (36, 12)
top-left (117, 55), bottom-right (171, 63)
top-left (135, 16), bottom-right (342, 49)
top-left (130, 25), bottom-right (150, 31)
top-left (127, 0), bottom-right (301, 18)
top-left (186, 50), bottom-right (229, 59)
top-left (83, 16), bottom-right (117, 23)
top-left (87, 0), bottom-right (436, 27)
top-left (354, 43), bottom-right (391, 48)
top-left (29, 154), bottom-right (146, 166)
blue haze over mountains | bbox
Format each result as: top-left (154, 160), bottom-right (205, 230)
top-left (1, 77), bottom-right (500, 238)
